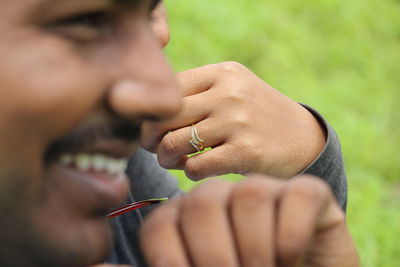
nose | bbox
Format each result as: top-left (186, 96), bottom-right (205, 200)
top-left (107, 25), bottom-right (181, 122)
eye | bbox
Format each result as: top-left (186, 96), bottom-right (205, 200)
top-left (50, 11), bottom-right (114, 43)
top-left (149, 0), bottom-right (162, 12)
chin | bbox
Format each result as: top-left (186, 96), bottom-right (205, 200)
top-left (79, 219), bottom-right (114, 264)
top-left (29, 214), bottom-right (114, 267)
top-left (62, 218), bottom-right (115, 266)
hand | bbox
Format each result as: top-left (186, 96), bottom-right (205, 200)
top-left (140, 175), bottom-right (359, 267)
top-left (141, 62), bottom-right (326, 180)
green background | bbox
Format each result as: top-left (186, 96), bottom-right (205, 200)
top-left (164, 0), bottom-right (400, 266)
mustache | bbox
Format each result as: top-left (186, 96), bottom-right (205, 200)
top-left (44, 116), bottom-right (141, 162)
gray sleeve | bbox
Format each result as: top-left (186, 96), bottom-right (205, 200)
top-left (300, 105), bottom-right (347, 211)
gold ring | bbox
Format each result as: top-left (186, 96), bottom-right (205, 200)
top-left (189, 124), bottom-right (205, 152)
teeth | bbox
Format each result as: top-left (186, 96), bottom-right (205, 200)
top-left (107, 160), bottom-right (122, 175)
top-left (59, 153), bottom-right (128, 176)
top-left (60, 154), bottom-right (73, 165)
top-left (76, 154), bottom-right (91, 171)
top-left (93, 155), bottom-right (106, 172)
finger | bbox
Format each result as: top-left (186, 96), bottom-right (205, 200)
top-left (276, 176), bottom-right (331, 267)
top-left (229, 177), bottom-right (284, 267)
top-left (140, 199), bottom-right (190, 267)
top-left (294, 177), bottom-right (359, 267)
top-left (177, 64), bottom-right (218, 96)
top-left (178, 62), bottom-right (253, 97)
top-left (184, 143), bottom-right (252, 181)
top-left (157, 117), bottom-right (226, 170)
top-left (179, 180), bottom-right (239, 267)
top-left (141, 93), bottom-right (211, 153)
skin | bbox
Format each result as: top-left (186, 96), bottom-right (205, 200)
top-left (0, 0), bottom-right (180, 266)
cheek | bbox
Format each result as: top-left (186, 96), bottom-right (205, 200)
top-left (0, 33), bottom-right (107, 141)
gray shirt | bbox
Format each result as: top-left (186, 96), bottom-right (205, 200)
top-left (107, 107), bottom-right (347, 266)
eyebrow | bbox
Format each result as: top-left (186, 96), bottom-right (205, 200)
top-left (37, 0), bottom-right (145, 11)
top-left (41, 0), bottom-right (148, 6)
top-left (38, 0), bottom-right (160, 13)
top-left (35, 0), bottom-right (152, 21)
top-left (36, 0), bottom-right (112, 17)
top-left (41, 0), bottom-right (111, 6)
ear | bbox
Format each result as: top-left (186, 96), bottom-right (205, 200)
top-left (150, 3), bottom-right (170, 48)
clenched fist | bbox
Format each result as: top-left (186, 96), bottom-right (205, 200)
top-left (140, 175), bottom-right (359, 267)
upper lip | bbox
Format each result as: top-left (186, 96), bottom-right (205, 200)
top-left (45, 138), bottom-right (139, 164)
top-left (44, 116), bottom-right (142, 163)
top-left (69, 139), bottom-right (138, 159)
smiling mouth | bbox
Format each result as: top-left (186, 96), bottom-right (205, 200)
top-left (54, 136), bottom-right (137, 178)
top-left (43, 117), bottom-right (141, 211)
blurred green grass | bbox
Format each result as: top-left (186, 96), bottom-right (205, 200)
top-left (164, 0), bottom-right (400, 266)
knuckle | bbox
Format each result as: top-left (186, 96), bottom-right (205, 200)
top-left (233, 138), bottom-right (257, 154)
top-left (219, 61), bottom-right (245, 74)
top-left (184, 159), bottom-right (203, 180)
top-left (300, 175), bottom-right (331, 197)
top-left (141, 208), bottom-right (173, 236)
top-left (181, 180), bottom-right (229, 214)
top-left (286, 177), bottom-right (329, 203)
top-left (303, 175), bottom-right (331, 195)
top-left (160, 132), bottom-right (182, 156)
top-left (225, 87), bottom-right (245, 102)
top-left (232, 180), bottom-right (273, 205)
top-left (185, 154), bottom-right (230, 180)
top-left (230, 111), bottom-right (251, 128)
top-left (181, 192), bottom-right (215, 217)
top-left (243, 138), bottom-right (258, 150)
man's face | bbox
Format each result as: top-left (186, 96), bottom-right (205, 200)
top-left (0, 0), bottom-right (180, 266)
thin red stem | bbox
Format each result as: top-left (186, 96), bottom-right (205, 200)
top-left (107, 198), bottom-right (168, 218)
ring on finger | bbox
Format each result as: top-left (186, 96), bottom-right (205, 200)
top-left (189, 124), bottom-right (205, 152)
